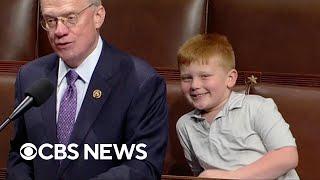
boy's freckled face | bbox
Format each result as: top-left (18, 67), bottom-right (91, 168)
top-left (180, 57), bottom-right (231, 112)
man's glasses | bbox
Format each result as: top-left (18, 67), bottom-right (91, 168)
top-left (41, 3), bottom-right (94, 31)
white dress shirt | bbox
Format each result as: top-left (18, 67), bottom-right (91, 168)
top-left (56, 36), bottom-right (103, 122)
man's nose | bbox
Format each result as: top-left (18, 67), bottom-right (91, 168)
top-left (54, 20), bottom-right (69, 37)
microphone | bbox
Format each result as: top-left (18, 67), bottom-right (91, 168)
top-left (0, 78), bottom-right (54, 132)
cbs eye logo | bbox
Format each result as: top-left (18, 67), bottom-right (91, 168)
top-left (20, 143), bottom-right (37, 160)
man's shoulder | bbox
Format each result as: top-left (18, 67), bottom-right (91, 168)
top-left (20, 53), bottom-right (58, 74)
top-left (15, 53), bottom-right (58, 90)
top-left (104, 42), bottom-right (159, 83)
top-left (131, 55), bottom-right (158, 81)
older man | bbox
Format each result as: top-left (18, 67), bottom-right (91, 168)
top-left (7, 0), bottom-right (168, 179)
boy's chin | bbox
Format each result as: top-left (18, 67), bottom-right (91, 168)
top-left (193, 102), bottom-right (218, 112)
top-left (188, 99), bottom-right (212, 111)
top-left (193, 103), bottom-right (208, 111)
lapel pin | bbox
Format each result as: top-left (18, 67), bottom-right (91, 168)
top-left (93, 89), bottom-right (102, 99)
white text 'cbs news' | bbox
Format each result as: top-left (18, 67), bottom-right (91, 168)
top-left (20, 143), bottom-right (147, 161)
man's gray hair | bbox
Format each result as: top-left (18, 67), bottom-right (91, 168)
top-left (40, 0), bottom-right (102, 7)
top-left (89, 0), bottom-right (102, 6)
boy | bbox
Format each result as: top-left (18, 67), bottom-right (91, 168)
top-left (176, 33), bottom-right (299, 179)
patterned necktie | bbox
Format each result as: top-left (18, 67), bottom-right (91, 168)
top-left (57, 70), bottom-right (78, 145)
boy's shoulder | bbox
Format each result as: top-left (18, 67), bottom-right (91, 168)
top-left (243, 93), bottom-right (266, 104)
top-left (234, 93), bottom-right (279, 122)
top-left (242, 93), bottom-right (276, 110)
top-left (228, 92), bottom-right (278, 118)
top-left (228, 91), bottom-right (274, 109)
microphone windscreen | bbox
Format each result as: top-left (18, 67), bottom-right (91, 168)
top-left (25, 78), bottom-right (54, 107)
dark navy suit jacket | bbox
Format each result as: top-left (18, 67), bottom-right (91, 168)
top-left (7, 41), bottom-right (168, 180)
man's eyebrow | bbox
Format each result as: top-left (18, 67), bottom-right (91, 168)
top-left (42, 12), bottom-right (75, 19)
top-left (41, 14), bottom-right (55, 18)
top-left (42, 9), bottom-right (77, 17)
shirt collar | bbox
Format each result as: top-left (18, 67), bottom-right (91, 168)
top-left (57, 36), bottom-right (103, 86)
top-left (191, 91), bottom-right (245, 121)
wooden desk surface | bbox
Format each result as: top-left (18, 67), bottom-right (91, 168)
top-left (162, 175), bottom-right (223, 180)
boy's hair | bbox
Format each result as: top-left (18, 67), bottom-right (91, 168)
top-left (177, 33), bottom-right (235, 71)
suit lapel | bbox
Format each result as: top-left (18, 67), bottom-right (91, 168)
top-left (40, 56), bottom-right (59, 145)
top-left (58, 42), bottom-right (119, 175)
top-left (39, 55), bottom-right (60, 169)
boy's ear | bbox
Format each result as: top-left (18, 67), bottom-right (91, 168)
top-left (226, 69), bottom-right (238, 88)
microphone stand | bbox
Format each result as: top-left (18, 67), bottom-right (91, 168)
top-left (0, 96), bottom-right (33, 132)
top-left (0, 118), bottom-right (11, 132)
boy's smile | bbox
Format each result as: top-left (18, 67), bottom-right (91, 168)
top-left (190, 92), bottom-right (210, 100)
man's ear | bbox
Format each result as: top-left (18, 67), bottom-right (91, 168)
top-left (94, 5), bottom-right (106, 29)
top-left (226, 69), bottom-right (238, 88)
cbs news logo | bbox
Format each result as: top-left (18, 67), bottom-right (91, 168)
top-left (20, 143), bottom-right (147, 160)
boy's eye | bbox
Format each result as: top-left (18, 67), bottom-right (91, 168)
top-left (200, 74), bottom-right (211, 79)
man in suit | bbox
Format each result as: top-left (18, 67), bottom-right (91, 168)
top-left (7, 0), bottom-right (168, 179)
